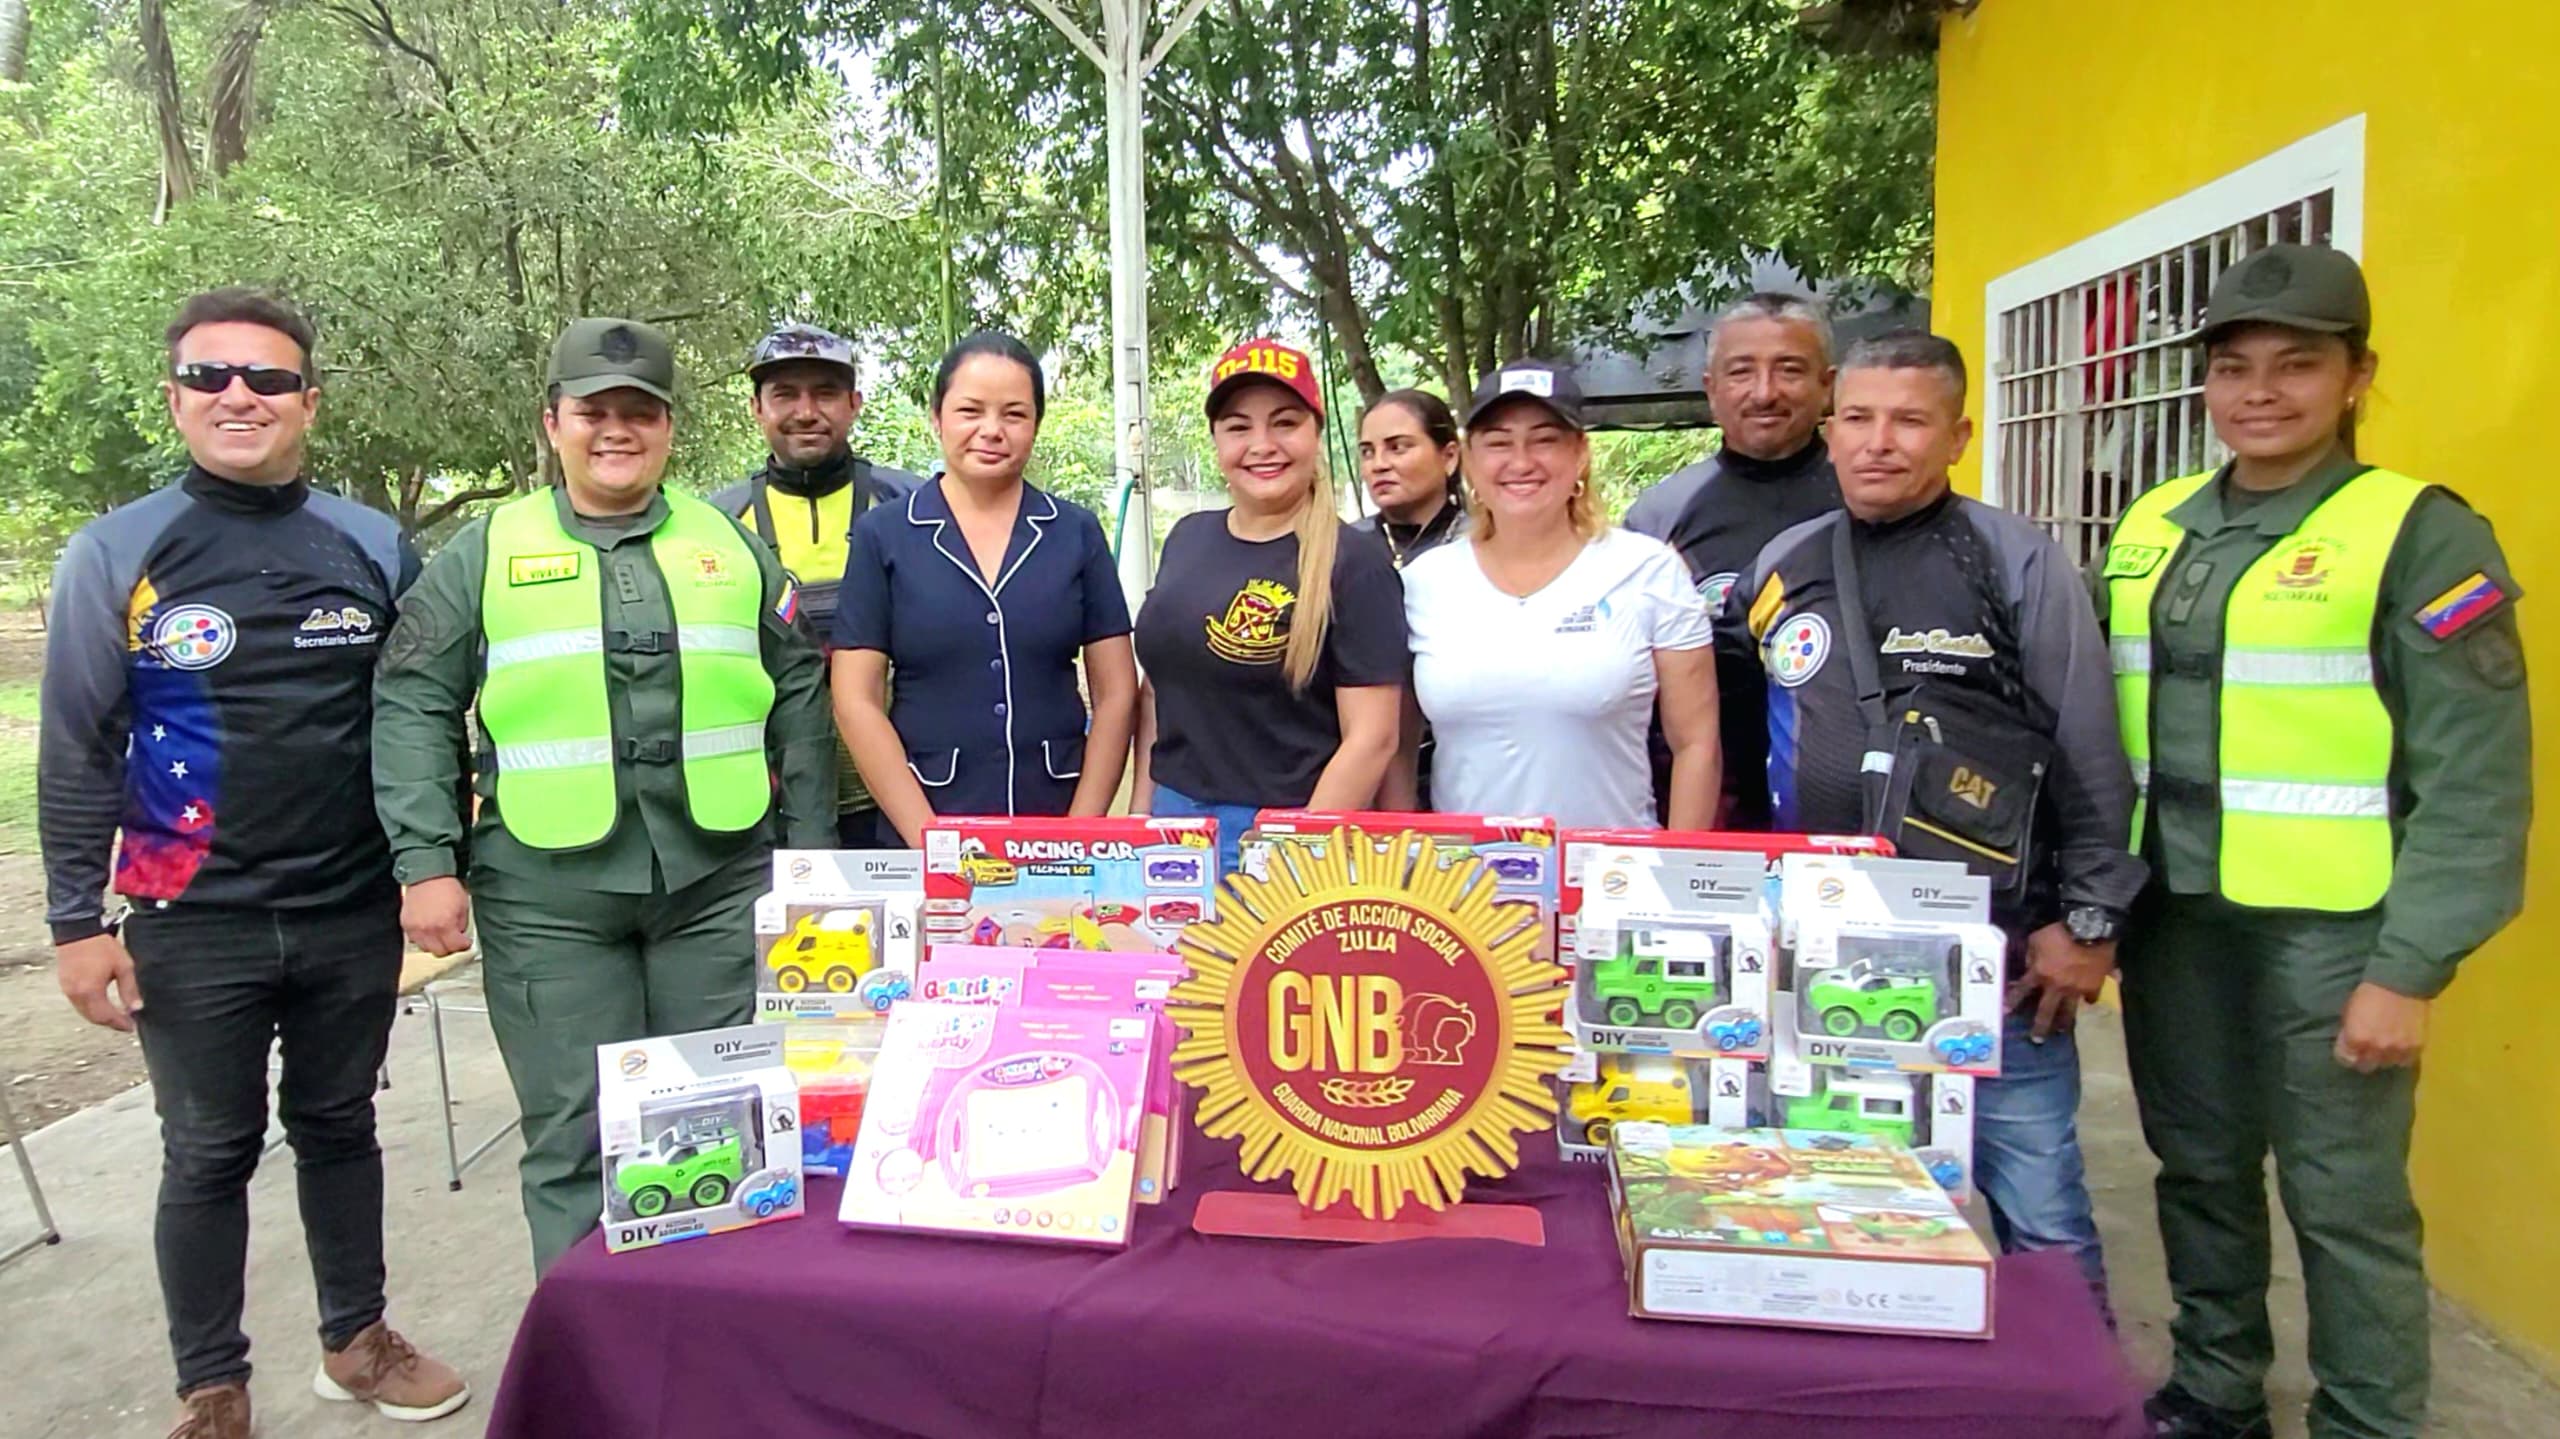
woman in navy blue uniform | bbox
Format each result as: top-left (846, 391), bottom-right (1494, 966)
top-left (831, 331), bottom-right (1139, 845)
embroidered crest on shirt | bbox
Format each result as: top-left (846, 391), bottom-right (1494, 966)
top-left (1205, 578), bottom-right (1295, 664)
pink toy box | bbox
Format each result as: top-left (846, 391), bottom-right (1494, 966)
top-left (837, 999), bottom-right (1154, 1247)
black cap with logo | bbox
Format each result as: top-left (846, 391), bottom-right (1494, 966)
top-left (547, 318), bottom-right (677, 403)
top-left (1463, 357), bottom-right (1588, 432)
top-left (2197, 244), bottom-right (2372, 345)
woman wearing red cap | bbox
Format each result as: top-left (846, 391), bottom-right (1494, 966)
top-left (1133, 339), bottom-right (1407, 872)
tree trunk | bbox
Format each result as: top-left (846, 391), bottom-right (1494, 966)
top-left (0, 0), bottom-right (30, 85)
top-left (204, 0), bottom-right (279, 177)
top-left (139, 0), bottom-right (196, 219)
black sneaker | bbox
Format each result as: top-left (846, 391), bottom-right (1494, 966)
top-left (2145, 1385), bottom-right (2274, 1439)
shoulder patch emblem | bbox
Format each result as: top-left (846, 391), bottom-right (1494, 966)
top-left (2415, 571), bottom-right (2508, 640)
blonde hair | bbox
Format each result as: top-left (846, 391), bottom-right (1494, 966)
top-left (1282, 465), bottom-right (1338, 691)
top-left (1464, 438), bottom-right (1606, 542)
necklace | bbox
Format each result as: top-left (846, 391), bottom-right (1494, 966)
top-left (1379, 501), bottom-right (1456, 570)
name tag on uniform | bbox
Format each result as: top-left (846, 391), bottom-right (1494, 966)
top-left (509, 553), bottom-right (582, 586)
top-left (2101, 543), bottom-right (2167, 579)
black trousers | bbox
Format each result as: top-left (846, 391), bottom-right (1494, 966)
top-left (124, 895), bottom-right (403, 1396)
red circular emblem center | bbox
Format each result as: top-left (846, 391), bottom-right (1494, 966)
top-left (1230, 897), bottom-right (1504, 1153)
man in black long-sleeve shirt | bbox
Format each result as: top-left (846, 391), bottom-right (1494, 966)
top-left (1624, 293), bottom-right (1843, 823)
top-left (40, 290), bottom-right (466, 1437)
top-left (1714, 333), bottom-right (2145, 1310)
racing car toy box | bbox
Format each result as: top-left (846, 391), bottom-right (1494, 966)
top-left (754, 850), bottom-right (924, 1022)
top-left (1609, 1124), bottom-right (1992, 1339)
top-left (922, 818), bottom-right (1217, 955)
top-left (597, 1023), bottom-right (802, 1253)
top-left (838, 998), bottom-right (1153, 1248)
top-left (1243, 810), bottom-right (1557, 961)
top-left (1779, 854), bottom-right (2004, 1076)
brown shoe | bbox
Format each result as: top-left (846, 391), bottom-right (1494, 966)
top-left (312, 1321), bottom-right (470, 1423)
top-left (166, 1381), bottom-right (251, 1439)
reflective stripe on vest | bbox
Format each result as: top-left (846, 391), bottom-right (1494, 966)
top-left (478, 490), bottom-right (777, 850)
top-left (2104, 467), bottom-right (2427, 911)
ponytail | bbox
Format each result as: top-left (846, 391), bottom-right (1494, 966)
top-left (2337, 327), bottom-right (2372, 458)
top-left (1283, 467), bottom-right (1338, 692)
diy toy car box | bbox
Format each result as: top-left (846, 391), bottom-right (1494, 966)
top-left (1569, 849), bottom-right (1774, 1060)
top-left (1779, 854), bottom-right (2004, 1075)
top-left (597, 1024), bottom-right (801, 1252)
top-left (838, 999), bottom-right (1153, 1247)
top-left (1609, 1124), bottom-right (1992, 1338)
top-left (1554, 1053), bottom-right (1750, 1163)
top-left (922, 818), bottom-right (1216, 954)
top-left (1244, 810), bottom-right (1558, 960)
top-left (1556, 830), bottom-right (1890, 965)
top-left (754, 850), bottom-right (924, 1022)
top-left (1755, 1019), bottom-right (1975, 1202)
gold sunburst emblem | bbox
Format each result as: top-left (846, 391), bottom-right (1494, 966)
top-left (1169, 826), bottom-right (1569, 1219)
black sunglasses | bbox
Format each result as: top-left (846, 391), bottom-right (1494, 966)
top-left (172, 362), bottom-right (309, 396)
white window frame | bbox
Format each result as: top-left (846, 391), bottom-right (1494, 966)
top-left (1980, 115), bottom-right (2368, 515)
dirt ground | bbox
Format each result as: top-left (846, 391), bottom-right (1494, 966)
top-left (0, 608), bottom-right (155, 1130)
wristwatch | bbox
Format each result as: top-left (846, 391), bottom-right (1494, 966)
top-left (2064, 905), bottom-right (2124, 945)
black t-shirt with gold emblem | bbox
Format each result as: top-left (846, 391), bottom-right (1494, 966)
top-left (1136, 509), bottom-right (1408, 807)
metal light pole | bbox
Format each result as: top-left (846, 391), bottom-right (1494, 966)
top-left (1024, 0), bottom-right (1209, 602)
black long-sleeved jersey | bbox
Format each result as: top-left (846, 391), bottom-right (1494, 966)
top-left (40, 467), bottom-right (417, 941)
top-left (1714, 491), bottom-right (2146, 937)
top-left (1625, 438), bottom-right (1842, 824)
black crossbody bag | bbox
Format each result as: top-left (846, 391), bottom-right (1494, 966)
top-left (1828, 519), bottom-right (2052, 906)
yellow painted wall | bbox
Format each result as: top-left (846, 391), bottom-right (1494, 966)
top-left (1934, 0), bottom-right (2560, 1367)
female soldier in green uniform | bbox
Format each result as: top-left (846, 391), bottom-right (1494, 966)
top-left (2103, 245), bottom-right (2529, 1439)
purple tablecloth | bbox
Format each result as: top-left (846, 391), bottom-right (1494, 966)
top-left (488, 1147), bottom-right (2144, 1439)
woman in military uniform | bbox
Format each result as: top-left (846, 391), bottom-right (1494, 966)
top-left (2102, 245), bottom-right (2529, 1439)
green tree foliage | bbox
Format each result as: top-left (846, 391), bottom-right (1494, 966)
top-left (662, 0), bottom-right (1934, 402)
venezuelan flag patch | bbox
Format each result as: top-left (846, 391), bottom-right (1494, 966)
top-left (2415, 571), bottom-right (2506, 639)
top-left (774, 581), bottom-right (800, 625)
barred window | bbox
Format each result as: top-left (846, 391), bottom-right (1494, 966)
top-left (1991, 192), bottom-right (2336, 566)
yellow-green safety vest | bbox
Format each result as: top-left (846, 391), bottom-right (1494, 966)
top-left (477, 489), bottom-right (777, 850)
top-left (2104, 467), bottom-right (2427, 911)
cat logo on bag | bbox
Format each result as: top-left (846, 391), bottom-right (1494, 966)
top-left (1947, 766), bottom-right (1997, 811)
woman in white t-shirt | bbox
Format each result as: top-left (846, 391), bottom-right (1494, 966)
top-left (1383, 359), bottom-right (1720, 828)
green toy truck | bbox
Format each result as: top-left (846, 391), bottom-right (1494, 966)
top-left (613, 1122), bottom-right (745, 1218)
top-left (1585, 926), bottom-right (1726, 1030)
top-left (1805, 962), bottom-right (1940, 1043)
top-left (1782, 1074), bottom-right (1918, 1148)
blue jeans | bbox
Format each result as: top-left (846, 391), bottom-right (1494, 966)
top-left (1146, 782), bottom-right (1258, 883)
top-left (1974, 1009), bottom-right (2110, 1314)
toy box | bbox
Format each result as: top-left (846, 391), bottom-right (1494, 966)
top-left (1568, 850), bottom-right (1774, 1061)
top-left (1609, 1124), bottom-right (1993, 1338)
top-left (597, 1024), bottom-right (801, 1252)
top-left (1556, 830), bottom-right (1890, 967)
top-left (916, 945), bottom-right (1188, 1201)
top-left (1754, 1020), bottom-right (1975, 1201)
top-left (1554, 1053), bottom-right (1749, 1163)
top-left (754, 851), bottom-right (924, 1022)
top-left (785, 1021), bottom-right (880, 1177)
top-left (1244, 810), bottom-right (1557, 960)
top-left (1780, 855), bottom-right (2005, 1075)
top-left (922, 818), bottom-right (1216, 954)
top-left (838, 999), bottom-right (1153, 1247)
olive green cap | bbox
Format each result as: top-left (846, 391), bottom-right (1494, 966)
top-left (2197, 244), bottom-right (2371, 345)
top-left (547, 318), bottom-right (677, 403)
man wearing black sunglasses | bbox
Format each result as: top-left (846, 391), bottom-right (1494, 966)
top-left (39, 288), bottom-right (468, 1437)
